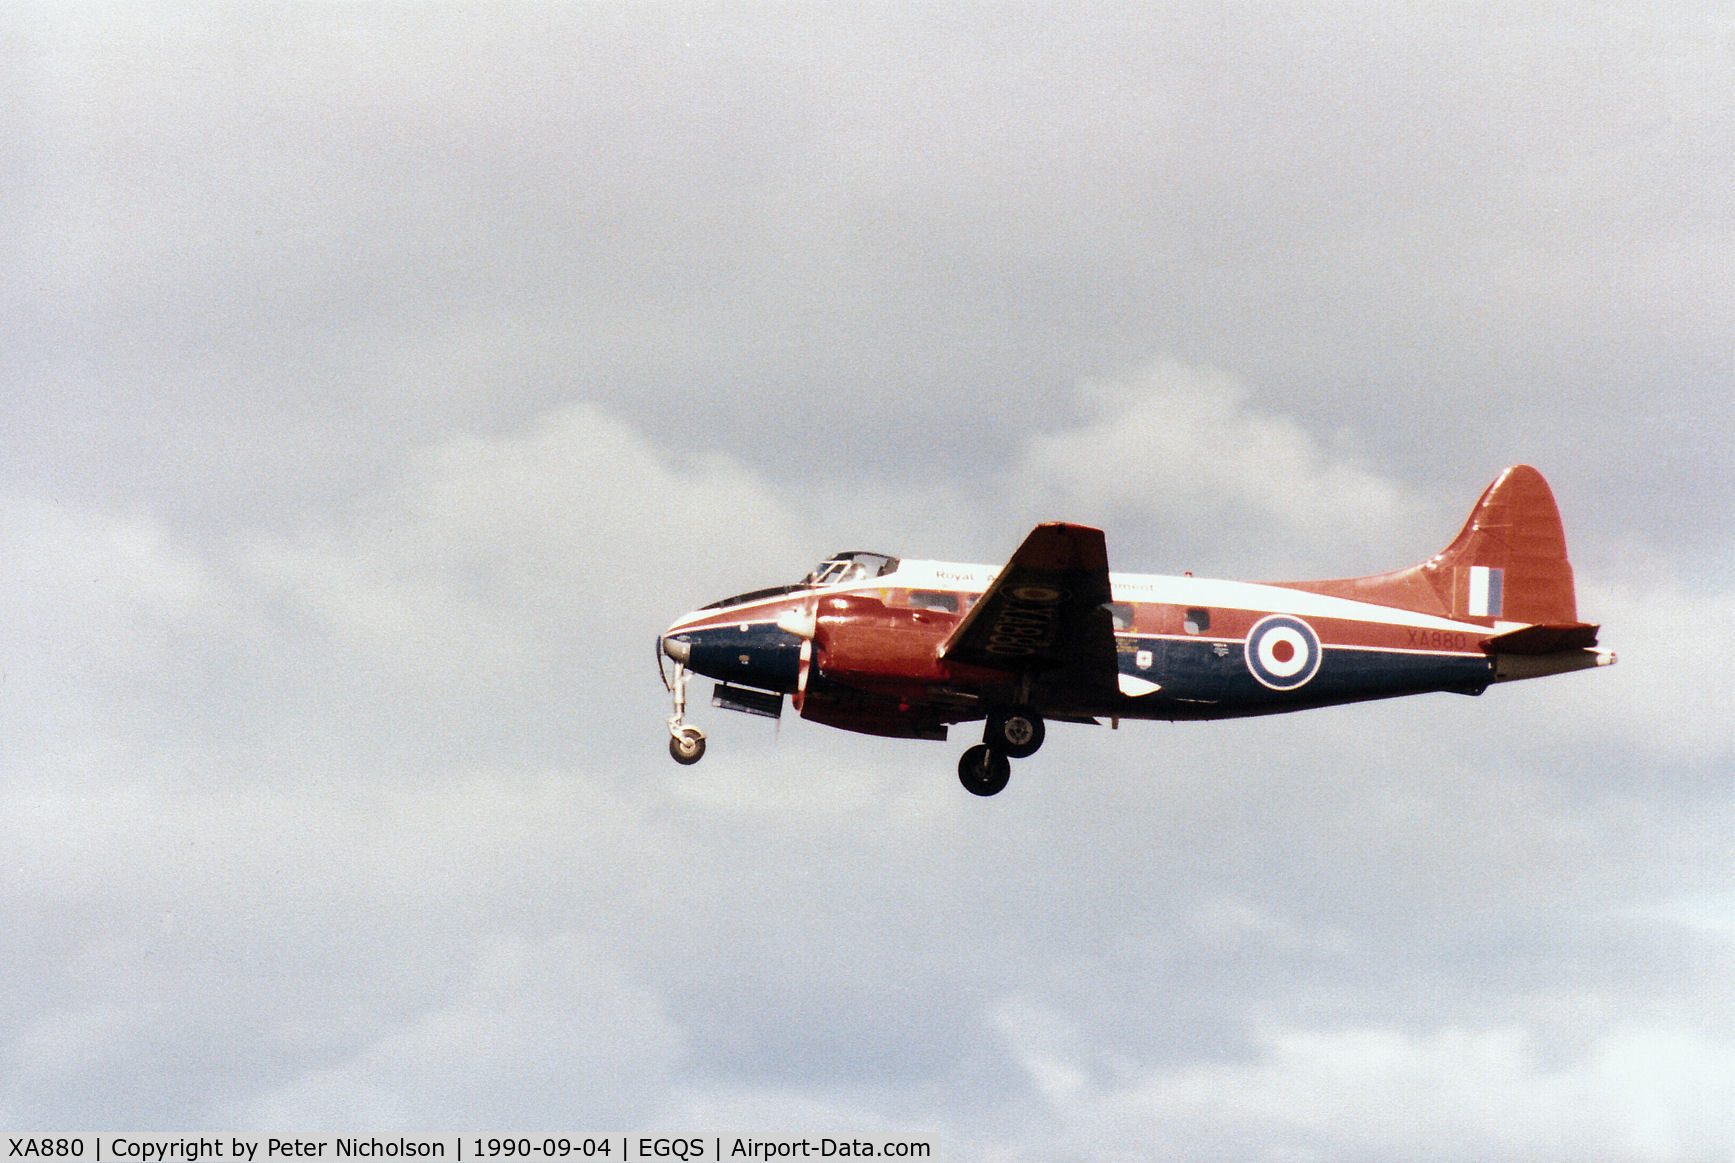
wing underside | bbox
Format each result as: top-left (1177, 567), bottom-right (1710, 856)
top-left (938, 523), bottom-right (1120, 704)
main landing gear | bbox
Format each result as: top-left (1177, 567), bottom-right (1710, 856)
top-left (958, 707), bottom-right (1045, 796)
top-left (958, 744), bottom-right (1011, 797)
top-left (985, 707), bottom-right (1045, 758)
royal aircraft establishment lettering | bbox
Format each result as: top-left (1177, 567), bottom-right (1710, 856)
top-left (983, 585), bottom-right (1067, 657)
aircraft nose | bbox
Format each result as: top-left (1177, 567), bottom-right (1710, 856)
top-left (656, 615), bottom-right (803, 693)
top-left (661, 632), bottom-right (691, 665)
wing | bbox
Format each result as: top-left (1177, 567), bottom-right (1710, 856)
top-left (939, 523), bottom-right (1119, 700)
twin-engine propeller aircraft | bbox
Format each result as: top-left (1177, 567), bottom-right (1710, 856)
top-left (657, 465), bottom-right (1614, 796)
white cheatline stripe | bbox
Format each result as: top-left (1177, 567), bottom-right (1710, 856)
top-left (673, 561), bottom-right (1522, 639)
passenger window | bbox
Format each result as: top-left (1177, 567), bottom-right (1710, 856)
top-left (910, 590), bottom-right (959, 613)
top-left (1107, 602), bottom-right (1135, 632)
top-left (1184, 608), bottom-right (1211, 634)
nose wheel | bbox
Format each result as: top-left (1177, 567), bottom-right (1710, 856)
top-left (664, 657), bottom-right (708, 765)
top-left (958, 744), bottom-right (1012, 797)
top-left (670, 725), bottom-right (707, 765)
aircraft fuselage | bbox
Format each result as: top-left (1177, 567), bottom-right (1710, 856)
top-left (660, 559), bottom-right (1592, 732)
top-left (657, 467), bottom-right (1613, 794)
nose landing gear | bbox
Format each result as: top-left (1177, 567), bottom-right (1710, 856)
top-left (664, 656), bottom-right (707, 765)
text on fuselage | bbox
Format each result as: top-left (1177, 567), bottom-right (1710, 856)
top-left (1406, 627), bottom-right (1471, 651)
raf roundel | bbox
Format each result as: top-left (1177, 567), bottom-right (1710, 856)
top-left (1244, 614), bottom-right (1323, 691)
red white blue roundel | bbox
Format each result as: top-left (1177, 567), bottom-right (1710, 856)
top-left (1244, 614), bottom-right (1323, 691)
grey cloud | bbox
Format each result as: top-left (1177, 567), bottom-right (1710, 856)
top-left (5, 378), bottom-right (1727, 1154)
top-left (4, 4), bottom-right (1732, 1157)
top-left (11, 6), bottom-right (1732, 546)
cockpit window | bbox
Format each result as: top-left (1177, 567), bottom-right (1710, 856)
top-left (700, 553), bottom-right (900, 610)
top-left (804, 561), bottom-right (848, 586)
top-left (802, 552), bottom-right (899, 586)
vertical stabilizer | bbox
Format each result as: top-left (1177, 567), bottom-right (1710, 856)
top-left (1425, 465), bottom-right (1577, 625)
top-left (1279, 465), bottom-right (1580, 626)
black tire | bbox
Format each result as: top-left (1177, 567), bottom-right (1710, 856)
top-left (986, 708), bottom-right (1045, 759)
top-left (958, 744), bottom-right (1011, 797)
top-left (669, 728), bottom-right (706, 765)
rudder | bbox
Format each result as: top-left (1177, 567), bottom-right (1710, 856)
top-left (1279, 465), bottom-right (1581, 626)
top-left (1425, 464), bottom-right (1577, 625)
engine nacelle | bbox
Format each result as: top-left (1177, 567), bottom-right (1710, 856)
top-left (798, 698), bottom-right (950, 740)
top-left (807, 594), bottom-right (954, 684)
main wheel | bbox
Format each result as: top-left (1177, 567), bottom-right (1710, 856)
top-left (669, 727), bottom-right (707, 765)
top-left (958, 744), bottom-right (1012, 797)
top-left (986, 707), bottom-right (1045, 759)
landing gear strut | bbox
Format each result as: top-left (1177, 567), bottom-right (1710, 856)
top-left (958, 744), bottom-right (1011, 797)
top-left (665, 660), bottom-right (707, 765)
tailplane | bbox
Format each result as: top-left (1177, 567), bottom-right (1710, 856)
top-left (1283, 465), bottom-right (1584, 627)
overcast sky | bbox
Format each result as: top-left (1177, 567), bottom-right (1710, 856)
top-left (3, 3), bottom-right (1733, 1157)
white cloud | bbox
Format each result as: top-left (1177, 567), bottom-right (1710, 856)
top-left (0, 763), bottom-right (693, 1126)
top-left (996, 1015), bottom-right (1735, 1162)
top-left (244, 401), bottom-right (807, 655)
top-left (1565, 577), bottom-right (1735, 763)
top-left (3, 1002), bottom-right (157, 1088)
top-left (231, 933), bottom-right (686, 1130)
top-left (213, 401), bottom-right (817, 772)
top-left (0, 494), bottom-right (238, 782)
top-left (4, 394), bottom-right (1725, 1152)
top-left (1436, 571), bottom-right (1735, 770)
top-left (0, 494), bottom-right (217, 654)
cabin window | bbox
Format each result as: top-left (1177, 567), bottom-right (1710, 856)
top-left (1184, 608), bottom-right (1211, 634)
top-left (909, 590), bottom-right (959, 613)
top-left (1107, 602), bottom-right (1135, 632)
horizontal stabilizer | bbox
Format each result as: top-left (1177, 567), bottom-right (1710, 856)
top-left (1492, 647), bottom-right (1614, 683)
top-left (1481, 622), bottom-right (1600, 655)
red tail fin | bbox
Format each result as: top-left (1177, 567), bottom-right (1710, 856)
top-left (1426, 464), bottom-right (1578, 624)
top-left (1282, 465), bottom-right (1580, 625)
